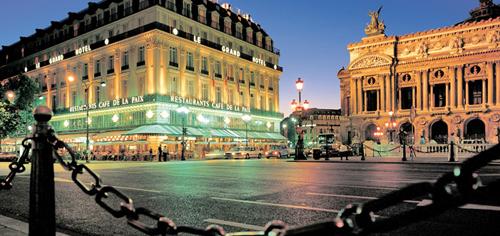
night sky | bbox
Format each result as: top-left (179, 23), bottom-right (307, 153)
top-left (0, 0), bottom-right (483, 115)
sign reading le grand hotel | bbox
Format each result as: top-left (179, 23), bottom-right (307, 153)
top-left (338, 1), bottom-right (500, 145)
top-left (0, 0), bottom-right (285, 157)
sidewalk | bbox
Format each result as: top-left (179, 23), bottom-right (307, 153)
top-left (0, 215), bottom-right (69, 236)
top-left (291, 155), bottom-right (500, 165)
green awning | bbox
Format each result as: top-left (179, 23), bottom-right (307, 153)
top-left (186, 127), bottom-right (207, 136)
top-left (124, 125), bottom-right (176, 136)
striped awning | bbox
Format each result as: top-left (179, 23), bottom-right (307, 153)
top-left (124, 125), bottom-right (179, 136)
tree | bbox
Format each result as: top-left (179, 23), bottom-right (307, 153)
top-left (0, 74), bottom-right (39, 140)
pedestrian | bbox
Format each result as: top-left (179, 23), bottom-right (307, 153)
top-left (339, 144), bottom-right (349, 160)
top-left (165, 148), bottom-right (169, 161)
top-left (158, 146), bottom-right (162, 162)
top-left (149, 148), bottom-right (153, 161)
top-left (162, 146), bottom-right (168, 161)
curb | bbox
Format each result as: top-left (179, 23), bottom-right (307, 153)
top-left (0, 215), bottom-right (70, 236)
top-left (287, 159), bottom-right (500, 165)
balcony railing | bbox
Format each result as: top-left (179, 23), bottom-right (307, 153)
top-left (201, 69), bottom-right (209, 75)
top-left (121, 65), bottom-right (129, 71)
top-left (169, 61), bottom-right (178, 67)
top-left (136, 61), bottom-right (145, 67)
top-left (82, 75), bottom-right (88, 80)
top-left (186, 66), bottom-right (194, 72)
top-left (250, 82), bottom-right (255, 87)
top-left (228, 77), bottom-right (235, 82)
top-left (94, 72), bottom-right (101, 78)
top-left (215, 73), bottom-right (222, 79)
top-left (107, 69), bottom-right (114, 74)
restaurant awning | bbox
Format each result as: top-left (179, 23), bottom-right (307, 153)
top-left (124, 125), bottom-right (178, 136)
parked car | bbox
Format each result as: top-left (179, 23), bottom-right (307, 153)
top-left (204, 149), bottom-right (226, 159)
top-left (265, 146), bottom-right (290, 159)
top-left (225, 146), bottom-right (263, 159)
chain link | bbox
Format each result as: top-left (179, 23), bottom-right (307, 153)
top-left (2, 126), bottom-right (497, 236)
top-left (0, 138), bottom-right (33, 190)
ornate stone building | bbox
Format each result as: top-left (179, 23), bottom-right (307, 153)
top-left (338, 1), bottom-right (500, 144)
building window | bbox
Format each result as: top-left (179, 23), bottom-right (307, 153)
top-left (469, 80), bottom-right (483, 105)
top-left (401, 87), bottom-right (413, 110)
top-left (187, 80), bottom-right (195, 97)
top-left (182, 2), bottom-right (192, 17)
top-left (201, 56), bottom-right (208, 75)
top-left (83, 63), bottom-right (88, 79)
top-left (366, 90), bottom-right (377, 111)
top-left (137, 46), bottom-right (145, 66)
top-left (433, 84), bottom-right (446, 107)
top-left (72, 91), bottom-right (77, 106)
top-left (166, 0), bottom-right (175, 10)
top-left (228, 89), bottom-right (234, 104)
top-left (186, 52), bottom-right (194, 71)
top-left (250, 72), bottom-right (255, 86)
top-left (214, 61), bottom-right (222, 78)
top-left (250, 93), bottom-right (255, 108)
top-left (94, 60), bottom-right (101, 77)
top-left (170, 78), bottom-right (178, 96)
top-left (236, 25), bottom-right (242, 39)
top-left (198, 9), bottom-right (206, 23)
top-left (122, 51), bottom-right (129, 70)
top-left (211, 14), bottom-right (219, 29)
top-left (95, 86), bottom-right (101, 104)
top-left (260, 95), bottom-right (265, 109)
top-left (268, 97), bottom-right (273, 111)
top-left (202, 83), bottom-right (209, 100)
top-left (215, 86), bottom-right (222, 103)
top-left (224, 20), bottom-right (231, 34)
top-left (108, 56), bottom-right (114, 74)
top-left (169, 47), bottom-right (178, 67)
top-left (246, 29), bottom-right (253, 43)
top-left (227, 65), bottom-right (234, 80)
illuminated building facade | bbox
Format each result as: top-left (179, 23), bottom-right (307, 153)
top-left (338, 1), bottom-right (500, 144)
top-left (0, 0), bottom-right (284, 156)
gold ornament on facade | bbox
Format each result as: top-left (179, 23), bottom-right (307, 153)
top-left (449, 37), bottom-right (464, 54)
top-left (453, 115), bottom-right (463, 124)
top-left (486, 30), bottom-right (499, 47)
top-left (415, 42), bottom-right (428, 58)
top-left (349, 55), bottom-right (391, 69)
top-left (398, 73), bottom-right (416, 87)
top-left (465, 63), bottom-right (486, 81)
top-left (364, 6), bottom-right (386, 36)
top-left (429, 68), bottom-right (448, 84)
top-left (491, 113), bottom-right (500, 122)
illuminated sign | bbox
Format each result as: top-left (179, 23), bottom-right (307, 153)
top-left (69, 95), bottom-right (144, 113)
top-left (170, 96), bottom-right (250, 113)
top-left (193, 35), bottom-right (201, 44)
top-left (75, 45), bottom-right (92, 56)
top-left (221, 46), bottom-right (240, 57)
top-left (49, 54), bottom-right (64, 64)
top-left (252, 57), bottom-right (265, 66)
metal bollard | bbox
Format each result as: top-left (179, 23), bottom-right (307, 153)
top-left (29, 106), bottom-right (55, 236)
top-left (402, 142), bottom-right (407, 161)
top-left (360, 143), bottom-right (365, 161)
top-left (449, 141), bottom-right (456, 162)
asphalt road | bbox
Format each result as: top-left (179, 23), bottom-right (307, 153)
top-left (1, 159), bottom-right (499, 236)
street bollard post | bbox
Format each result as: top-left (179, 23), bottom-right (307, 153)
top-left (360, 143), bottom-right (365, 161)
top-left (402, 142), bottom-right (407, 161)
top-left (449, 140), bottom-right (456, 162)
top-left (29, 106), bottom-right (55, 236)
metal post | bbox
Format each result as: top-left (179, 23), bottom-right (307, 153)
top-left (402, 141), bottom-right (407, 161)
top-left (360, 142), bottom-right (365, 161)
top-left (181, 117), bottom-right (186, 161)
top-left (245, 122), bottom-right (249, 147)
top-left (29, 106), bottom-right (55, 236)
top-left (85, 87), bottom-right (90, 163)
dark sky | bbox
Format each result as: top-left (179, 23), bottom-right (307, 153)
top-left (0, 0), bottom-right (482, 115)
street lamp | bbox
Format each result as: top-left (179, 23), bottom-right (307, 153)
top-left (69, 76), bottom-right (106, 162)
top-left (5, 90), bottom-right (15, 102)
top-left (291, 77), bottom-right (310, 160)
top-left (385, 111), bottom-right (397, 143)
top-left (176, 106), bottom-right (190, 161)
top-left (242, 114), bottom-right (252, 147)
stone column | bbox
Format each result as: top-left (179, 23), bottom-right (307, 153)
top-left (423, 70), bottom-right (429, 111)
top-left (496, 62), bottom-right (500, 106)
top-left (363, 90), bottom-right (367, 112)
top-left (377, 90), bottom-right (380, 111)
top-left (416, 71), bottom-right (422, 110)
top-left (445, 83), bottom-right (449, 108)
top-left (430, 85), bottom-right (434, 109)
top-left (450, 67), bottom-right (456, 108)
top-left (412, 87), bottom-right (416, 108)
top-left (465, 80), bottom-right (469, 107)
top-left (457, 66), bottom-right (464, 108)
top-left (349, 78), bottom-right (356, 114)
top-left (385, 75), bottom-right (391, 112)
top-left (380, 76), bottom-right (385, 112)
top-left (482, 79), bottom-right (487, 106)
top-left (487, 62), bottom-right (494, 106)
top-left (398, 88), bottom-right (402, 110)
top-left (357, 78), bottom-right (363, 114)
top-left (391, 74), bottom-right (396, 112)
top-left (114, 49), bottom-right (121, 99)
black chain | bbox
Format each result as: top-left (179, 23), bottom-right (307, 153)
top-left (3, 127), bottom-right (499, 235)
top-left (0, 138), bottom-right (32, 190)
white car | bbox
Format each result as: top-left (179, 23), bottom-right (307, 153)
top-left (265, 146), bottom-right (290, 159)
top-left (225, 146), bottom-right (263, 159)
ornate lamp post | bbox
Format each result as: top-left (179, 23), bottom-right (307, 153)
top-left (242, 114), bottom-right (252, 147)
top-left (291, 78), bottom-right (310, 160)
top-left (385, 111), bottom-right (397, 143)
top-left (68, 76), bottom-right (106, 162)
top-left (176, 106), bottom-right (190, 161)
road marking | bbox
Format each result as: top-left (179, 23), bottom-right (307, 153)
top-left (204, 219), bottom-right (264, 231)
top-left (211, 197), bottom-right (339, 213)
top-left (306, 192), bottom-right (420, 204)
top-left (417, 199), bottom-right (500, 211)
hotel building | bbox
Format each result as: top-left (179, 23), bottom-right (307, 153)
top-left (0, 0), bottom-right (284, 157)
top-left (338, 1), bottom-right (500, 144)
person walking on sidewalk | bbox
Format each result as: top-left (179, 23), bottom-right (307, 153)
top-left (149, 148), bottom-right (153, 161)
top-left (158, 146), bottom-right (163, 162)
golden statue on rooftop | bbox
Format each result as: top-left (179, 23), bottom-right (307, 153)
top-left (364, 6), bottom-right (386, 36)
